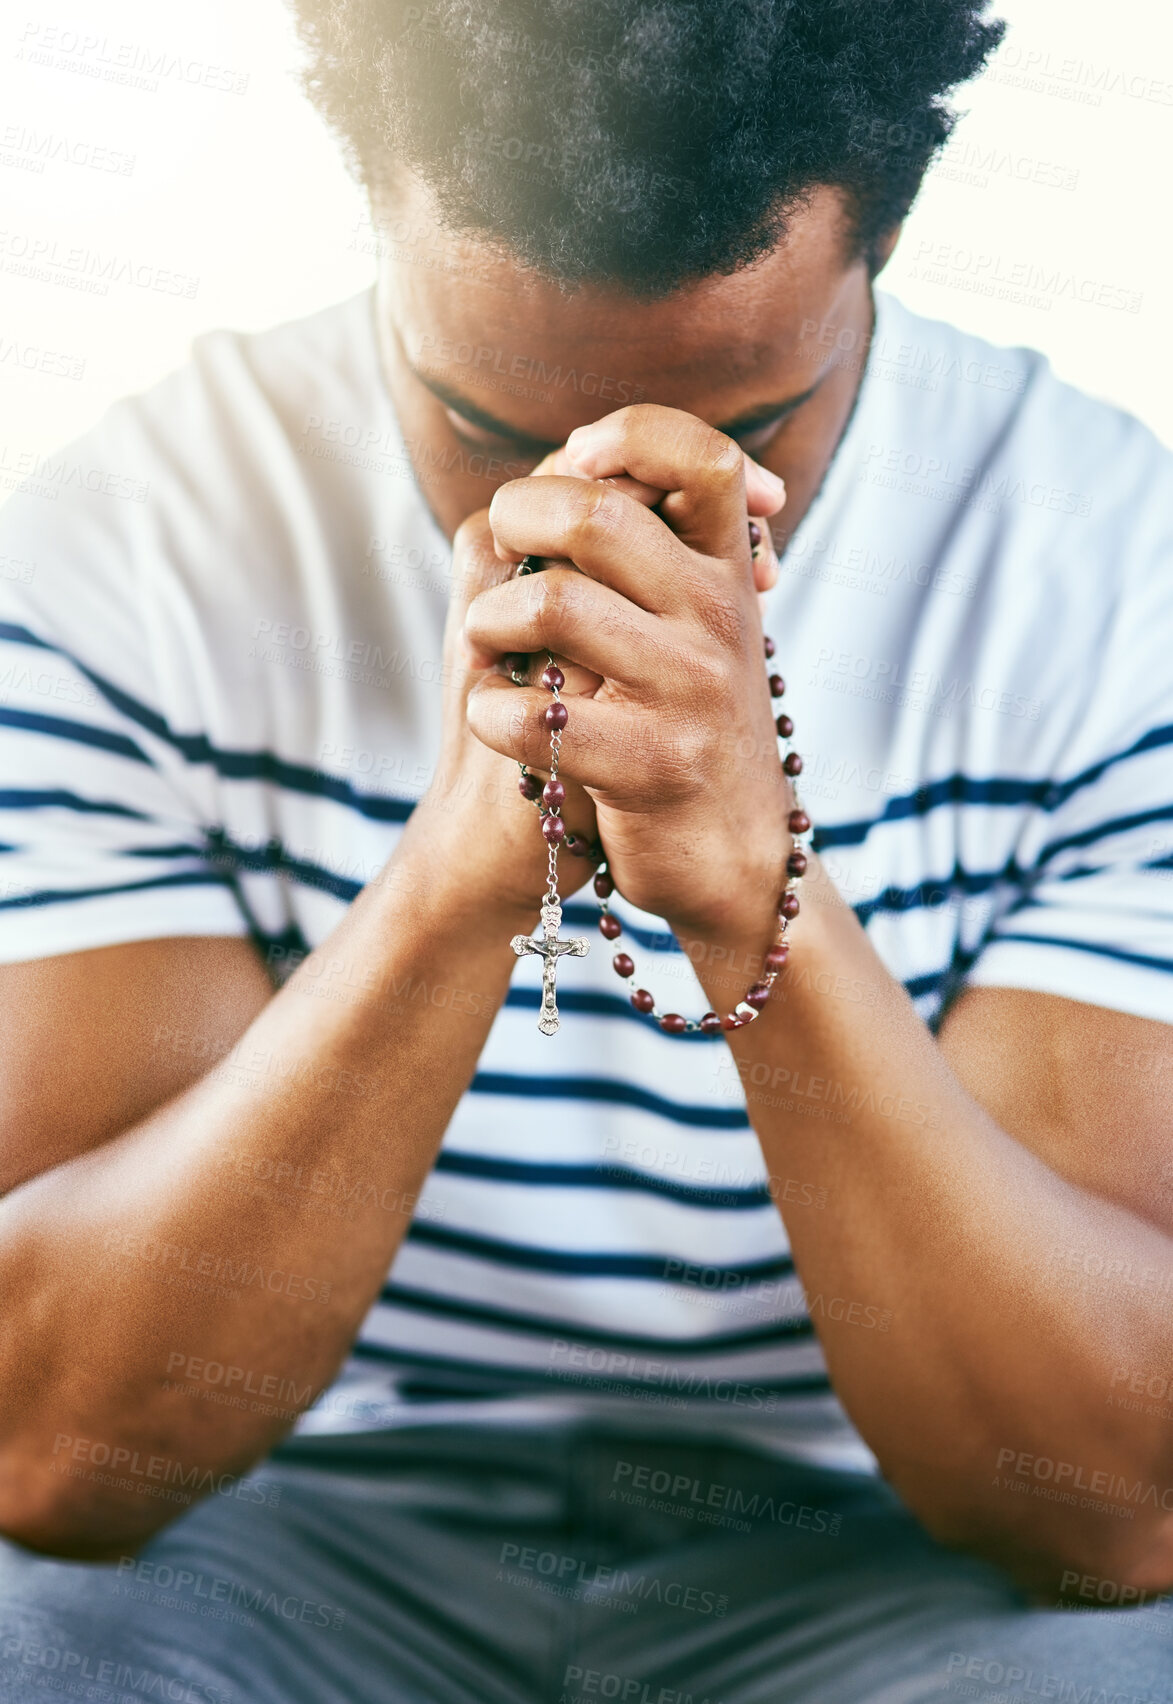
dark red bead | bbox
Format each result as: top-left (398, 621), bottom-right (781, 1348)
top-left (599, 914), bottom-right (622, 940)
top-left (613, 953), bottom-right (635, 978)
top-left (763, 635), bottom-right (776, 658)
top-left (788, 809), bottom-right (811, 835)
top-left (659, 1013), bottom-right (687, 1034)
top-left (699, 1011), bottom-right (723, 1034)
top-left (543, 702), bottom-right (569, 731)
top-left (748, 521), bottom-right (762, 549)
top-left (775, 714), bottom-right (794, 738)
top-left (518, 772), bottom-right (542, 801)
top-left (765, 943), bottom-right (790, 973)
top-left (783, 752), bottom-right (803, 776)
top-left (588, 840), bottom-right (606, 865)
top-left (593, 870), bottom-right (614, 899)
top-left (722, 1012), bottom-right (747, 1031)
top-left (779, 891), bottom-right (800, 920)
top-left (542, 815), bottom-right (565, 844)
top-left (542, 777), bottom-right (565, 808)
top-left (787, 850), bottom-right (807, 877)
top-left (745, 983), bottom-right (771, 1009)
top-left (504, 653), bottom-right (529, 677)
top-left (631, 989), bottom-right (655, 1013)
top-left (769, 674), bottom-right (786, 698)
top-left (541, 664), bottom-right (565, 692)
top-left (565, 833), bottom-right (590, 857)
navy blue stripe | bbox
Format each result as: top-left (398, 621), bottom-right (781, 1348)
top-left (433, 1150), bottom-right (774, 1210)
top-left (814, 728), bottom-right (1173, 851)
top-left (381, 1283), bottom-right (811, 1353)
top-left (470, 1070), bottom-right (750, 1130)
top-left (0, 787), bottom-right (152, 821)
top-left (1, 622), bottom-right (416, 823)
top-left (0, 870), bottom-right (234, 913)
top-left (407, 1217), bottom-right (791, 1281)
top-left (5, 619), bottom-right (1171, 852)
top-left (204, 831), bottom-right (364, 902)
top-left (124, 843), bottom-right (208, 860)
top-left (853, 859), bottom-right (1026, 927)
top-left (562, 902), bottom-right (679, 956)
top-left (505, 984), bottom-right (721, 1037)
top-left (1038, 804), bottom-right (1173, 867)
top-left (347, 1339), bottom-right (834, 1397)
top-left (0, 706), bottom-right (149, 763)
top-left (992, 932), bottom-right (1173, 976)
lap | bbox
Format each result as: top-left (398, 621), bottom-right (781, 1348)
top-left (1, 1426), bottom-right (1169, 1704)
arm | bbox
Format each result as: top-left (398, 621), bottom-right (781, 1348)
top-left (0, 513), bottom-right (592, 1560)
top-left (686, 865), bottom-right (1173, 1597)
top-left (462, 402), bottom-right (1173, 1597)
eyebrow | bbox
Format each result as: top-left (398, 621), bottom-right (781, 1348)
top-left (408, 362), bottom-right (824, 449)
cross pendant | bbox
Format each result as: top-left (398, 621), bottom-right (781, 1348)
top-left (511, 897), bottom-right (590, 1036)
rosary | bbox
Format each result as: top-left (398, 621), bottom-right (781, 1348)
top-left (508, 523), bottom-right (811, 1037)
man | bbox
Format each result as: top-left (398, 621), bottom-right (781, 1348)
top-left (0, 0), bottom-right (1171, 1698)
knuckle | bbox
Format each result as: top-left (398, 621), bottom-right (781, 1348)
top-left (694, 589), bottom-right (747, 655)
top-left (700, 426), bottom-right (743, 484)
top-left (659, 710), bottom-right (709, 787)
top-left (564, 481), bottom-right (612, 550)
top-left (527, 568), bottom-right (574, 645)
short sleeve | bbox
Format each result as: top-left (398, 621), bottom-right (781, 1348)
top-left (0, 415), bottom-right (251, 965)
top-left (962, 497), bottom-right (1173, 1025)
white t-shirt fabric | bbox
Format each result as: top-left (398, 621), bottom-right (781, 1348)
top-left (1, 287), bottom-right (1170, 1471)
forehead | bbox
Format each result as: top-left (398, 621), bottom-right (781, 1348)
top-left (379, 181), bottom-right (860, 436)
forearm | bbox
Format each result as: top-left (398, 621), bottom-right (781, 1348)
top-left (682, 858), bottom-right (1173, 1590)
top-left (0, 815), bottom-right (526, 1555)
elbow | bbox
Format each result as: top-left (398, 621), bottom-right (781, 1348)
top-left (918, 1498), bottom-right (1173, 1603)
top-left (0, 1474), bottom-right (170, 1563)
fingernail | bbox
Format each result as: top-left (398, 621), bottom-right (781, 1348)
top-left (755, 463), bottom-right (787, 501)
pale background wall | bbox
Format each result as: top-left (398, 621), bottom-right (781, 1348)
top-left (1, 0), bottom-right (1170, 464)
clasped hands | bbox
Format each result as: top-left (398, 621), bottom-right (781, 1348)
top-left (454, 405), bottom-right (797, 945)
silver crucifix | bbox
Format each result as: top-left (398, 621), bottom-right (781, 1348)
top-left (511, 896), bottom-right (589, 1036)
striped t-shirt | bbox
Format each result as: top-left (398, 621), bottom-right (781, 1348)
top-left (2, 288), bottom-right (1171, 1472)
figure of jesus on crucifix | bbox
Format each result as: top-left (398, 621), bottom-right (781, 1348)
top-left (511, 898), bottom-right (590, 1036)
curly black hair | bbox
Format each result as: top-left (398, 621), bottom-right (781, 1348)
top-left (291, 0), bottom-right (1004, 295)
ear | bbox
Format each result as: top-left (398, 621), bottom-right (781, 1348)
top-left (869, 224), bottom-right (903, 277)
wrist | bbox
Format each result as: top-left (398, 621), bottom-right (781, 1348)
top-left (382, 796), bottom-right (540, 938)
top-left (675, 852), bottom-right (846, 1017)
